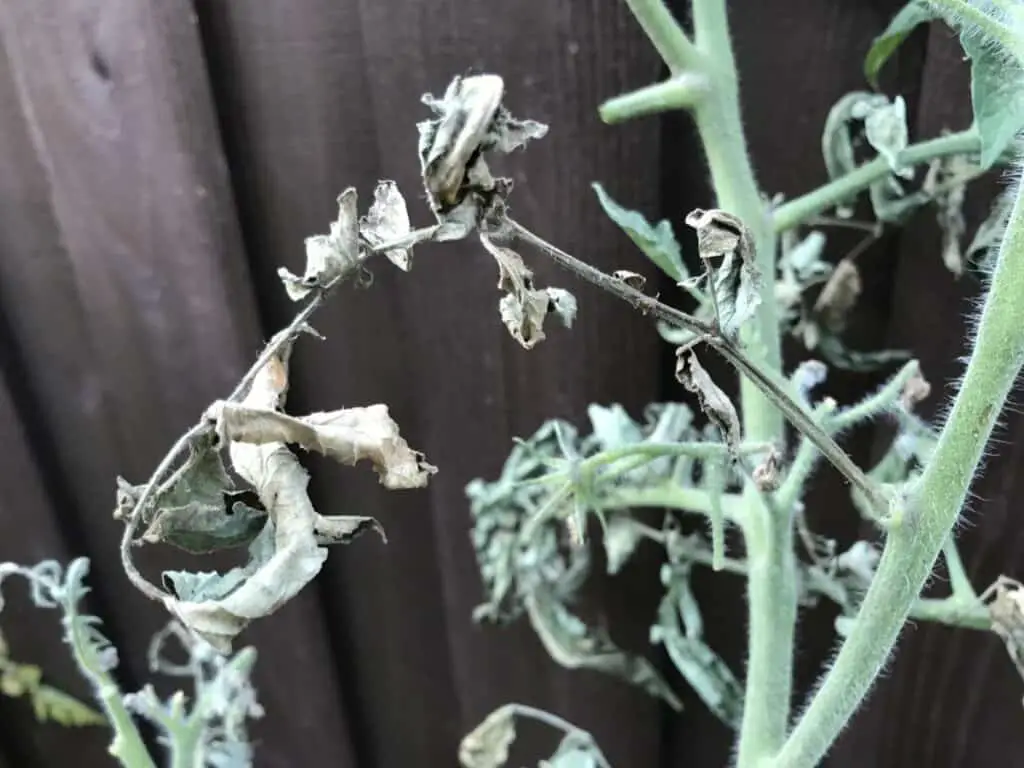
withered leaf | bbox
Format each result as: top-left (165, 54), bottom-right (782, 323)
top-left (117, 439), bottom-right (269, 555)
top-left (675, 351), bottom-right (741, 457)
top-left (418, 74), bottom-right (547, 220)
top-left (684, 208), bottom-right (761, 337)
top-left (984, 577), bottom-right (1024, 686)
top-left (164, 351), bottom-right (397, 652)
top-left (279, 188), bottom-right (360, 300)
top-left (813, 259), bottom-right (861, 333)
top-left (458, 706), bottom-right (517, 768)
top-left (481, 235), bottom-right (577, 349)
top-left (207, 402), bottom-right (436, 490)
top-left (360, 180), bottom-right (413, 271)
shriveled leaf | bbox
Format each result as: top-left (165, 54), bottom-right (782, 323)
top-left (360, 180), bottom-right (413, 271)
top-left (983, 577), bottom-right (1024, 686)
top-left (592, 182), bottom-right (687, 282)
top-left (962, 31), bottom-right (1024, 169)
top-left (459, 705), bottom-right (517, 768)
top-left (684, 208), bottom-right (761, 337)
top-left (419, 73), bottom-right (546, 220)
top-left (525, 587), bottom-right (682, 710)
top-left (863, 95), bottom-right (911, 178)
top-left (279, 188), bottom-right (359, 299)
top-left (118, 439), bottom-right (268, 555)
top-left (142, 497), bottom-right (267, 555)
top-left (864, 1), bottom-right (936, 87)
top-left (813, 259), bottom-right (861, 333)
top-left (481, 235), bottom-right (576, 349)
top-left (208, 401), bottom-right (436, 490)
top-left (675, 351), bottom-right (740, 457)
top-left (967, 187), bottom-right (1014, 269)
top-left (822, 91), bottom-right (891, 214)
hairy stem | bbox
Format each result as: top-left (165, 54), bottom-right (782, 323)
top-left (926, 0), bottom-right (1020, 54)
top-left (774, 177), bottom-right (1024, 768)
top-left (771, 130), bottom-right (980, 233)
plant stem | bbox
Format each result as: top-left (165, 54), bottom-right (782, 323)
top-left (688, 1), bottom-right (798, 760)
top-left (771, 130), bottom-right (980, 233)
top-left (925, 0), bottom-right (1020, 55)
top-left (619, 0), bottom-right (704, 72)
top-left (605, 482), bottom-right (746, 523)
top-left (773, 177), bottom-right (1024, 768)
top-left (600, 74), bottom-right (711, 123)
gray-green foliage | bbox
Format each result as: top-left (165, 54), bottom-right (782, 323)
top-left (0, 558), bottom-right (262, 767)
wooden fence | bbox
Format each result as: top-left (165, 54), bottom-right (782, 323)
top-left (0, 0), bottom-right (1021, 765)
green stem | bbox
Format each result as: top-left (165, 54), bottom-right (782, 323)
top-left (687, 1), bottom-right (797, 761)
top-left (600, 74), bottom-right (711, 123)
top-left (603, 483), bottom-right (745, 523)
top-left (771, 130), bottom-right (980, 233)
top-left (925, 0), bottom-right (1020, 55)
top-left (773, 177), bottom-right (1024, 768)
top-left (619, 0), bottom-right (704, 72)
top-left (942, 537), bottom-right (977, 599)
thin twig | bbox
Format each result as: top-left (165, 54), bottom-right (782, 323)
top-left (506, 218), bottom-right (888, 516)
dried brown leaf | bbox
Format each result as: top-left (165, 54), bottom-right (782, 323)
top-left (458, 706), bottom-right (517, 768)
top-left (207, 402), bottom-right (436, 490)
top-left (813, 258), bottom-right (861, 332)
top-left (278, 188), bottom-right (360, 300)
top-left (360, 181), bottom-right (413, 271)
top-left (481, 235), bottom-right (576, 349)
top-left (675, 350), bottom-right (741, 457)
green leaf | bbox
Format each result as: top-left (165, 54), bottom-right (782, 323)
top-left (526, 587), bottom-right (682, 710)
top-left (863, 1), bottom-right (937, 88)
top-left (592, 182), bottom-right (687, 282)
top-left (961, 30), bottom-right (1024, 169)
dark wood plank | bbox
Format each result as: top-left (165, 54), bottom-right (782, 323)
top-left (0, 2), bottom-right (357, 765)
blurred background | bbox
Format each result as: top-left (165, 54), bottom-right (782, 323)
top-left (0, 0), bottom-right (1022, 765)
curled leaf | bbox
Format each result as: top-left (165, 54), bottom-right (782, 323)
top-left (166, 352), bottom-right (410, 652)
top-left (481, 235), bottom-right (576, 349)
top-left (418, 73), bottom-right (546, 228)
top-left (360, 180), bottom-right (413, 271)
top-left (675, 350), bottom-right (740, 458)
top-left (459, 706), bottom-right (517, 768)
top-left (207, 402), bottom-right (436, 490)
top-left (863, 95), bottom-right (911, 178)
top-left (278, 188), bottom-right (360, 300)
top-left (684, 208), bottom-right (761, 337)
top-left (982, 576), bottom-right (1024, 691)
top-left (812, 258), bottom-right (861, 333)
